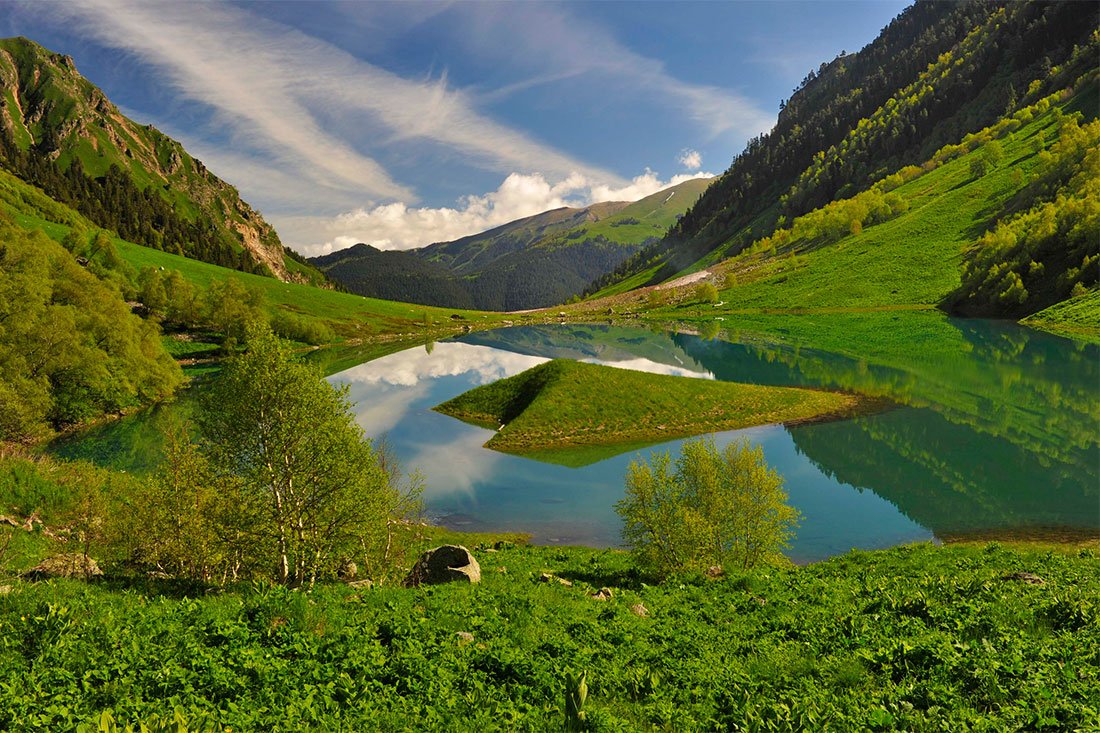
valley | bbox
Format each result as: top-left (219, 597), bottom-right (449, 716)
top-left (0, 1), bottom-right (1097, 730)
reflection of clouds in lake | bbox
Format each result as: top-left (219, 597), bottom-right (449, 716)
top-left (344, 382), bottom-right (429, 437)
top-left (337, 342), bottom-right (549, 387)
top-left (580, 357), bottom-right (713, 380)
top-left (407, 430), bottom-right (504, 499)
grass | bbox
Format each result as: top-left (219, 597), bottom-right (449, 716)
top-left (1022, 289), bottom-right (1100, 343)
top-left (434, 359), bottom-right (876, 463)
top-left (0, 541), bottom-right (1095, 731)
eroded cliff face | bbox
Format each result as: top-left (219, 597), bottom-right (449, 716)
top-left (0, 37), bottom-right (299, 281)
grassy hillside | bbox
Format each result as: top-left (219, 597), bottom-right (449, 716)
top-left (434, 359), bottom-right (871, 464)
top-left (577, 87), bottom-right (1099, 338)
top-left (0, 36), bottom-right (322, 283)
top-left (0, 164), bottom-right (513, 342)
top-left (313, 178), bottom-right (713, 311)
top-left (600, 2), bottom-right (1096, 293)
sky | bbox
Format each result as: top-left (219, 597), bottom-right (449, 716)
top-left (2, 0), bottom-right (910, 255)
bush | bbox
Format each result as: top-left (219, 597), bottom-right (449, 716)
top-left (694, 282), bottom-right (720, 304)
top-left (615, 437), bottom-right (800, 578)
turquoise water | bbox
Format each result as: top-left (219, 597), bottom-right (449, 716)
top-left (49, 316), bottom-right (1099, 562)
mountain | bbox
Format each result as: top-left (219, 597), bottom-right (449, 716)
top-left (0, 36), bottom-right (321, 283)
top-left (311, 177), bottom-right (712, 311)
top-left (592, 1), bottom-right (1099, 301)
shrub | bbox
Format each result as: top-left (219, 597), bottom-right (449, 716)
top-left (615, 437), bottom-right (800, 577)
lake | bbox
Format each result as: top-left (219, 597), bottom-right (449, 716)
top-left (49, 313), bottom-right (1099, 562)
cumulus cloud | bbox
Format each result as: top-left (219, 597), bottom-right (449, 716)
top-left (280, 168), bottom-right (714, 255)
top-left (678, 149), bottom-right (703, 171)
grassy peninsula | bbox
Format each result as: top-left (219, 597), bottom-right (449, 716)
top-left (434, 360), bottom-right (875, 463)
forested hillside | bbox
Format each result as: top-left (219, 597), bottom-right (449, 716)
top-left (312, 178), bottom-right (711, 311)
top-left (0, 36), bottom-right (322, 284)
top-left (594, 1), bottom-right (1098, 303)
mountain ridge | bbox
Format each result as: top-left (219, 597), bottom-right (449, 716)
top-left (312, 177), bottom-right (712, 311)
top-left (0, 36), bottom-right (319, 283)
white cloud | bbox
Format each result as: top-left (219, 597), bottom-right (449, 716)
top-left (281, 168), bottom-right (713, 256)
top-left (678, 149), bottom-right (703, 171)
top-left (51, 0), bottom-right (622, 204)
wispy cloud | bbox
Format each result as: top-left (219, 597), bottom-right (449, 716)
top-left (461, 4), bottom-right (774, 141)
top-left (278, 169), bottom-right (713, 256)
top-left (51, 0), bottom-right (623, 204)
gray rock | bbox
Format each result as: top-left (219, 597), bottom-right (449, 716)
top-left (403, 545), bottom-right (481, 587)
top-left (23, 553), bottom-right (103, 581)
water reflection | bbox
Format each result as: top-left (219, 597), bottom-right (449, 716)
top-left (48, 314), bottom-right (1099, 560)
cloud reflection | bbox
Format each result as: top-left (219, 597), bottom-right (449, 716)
top-left (337, 342), bottom-right (549, 388)
top-left (580, 357), bottom-right (713, 380)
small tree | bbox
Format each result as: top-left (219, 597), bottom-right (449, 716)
top-left (694, 282), bottom-right (719, 304)
top-left (198, 324), bottom-right (420, 586)
top-left (616, 437), bottom-right (799, 577)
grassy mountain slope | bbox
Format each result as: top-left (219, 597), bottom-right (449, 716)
top-left (596, 1), bottom-right (1097, 295)
top-left (0, 36), bottom-right (322, 284)
top-left (0, 165), bottom-right (510, 343)
top-left (581, 83), bottom-right (1098, 337)
top-left (312, 178), bottom-right (712, 311)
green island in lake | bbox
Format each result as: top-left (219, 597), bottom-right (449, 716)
top-left (435, 359), bottom-right (879, 465)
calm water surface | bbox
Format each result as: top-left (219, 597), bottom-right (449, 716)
top-left (50, 315), bottom-right (1099, 562)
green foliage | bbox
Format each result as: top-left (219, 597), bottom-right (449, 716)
top-left (197, 324), bottom-right (420, 586)
top-left (693, 281), bottom-right (719, 304)
top-left (950, 115), bottom-right (1100, 316)
top-left (119, 428), bottom-right (247, 583)
top-left (0, 542), bottom-right (1095, 730)
top-left (0, 217), bottom-right (181, 441)
top-left (617, 438), bottom-right (800, 577)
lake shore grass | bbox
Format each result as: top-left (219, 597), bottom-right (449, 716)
top-left (434, 359), bottom-right (885, 460)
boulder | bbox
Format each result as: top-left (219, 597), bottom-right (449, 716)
top-left (403, 545), bottom-right (481, 587)
top-left (591, 587), bottom-right (614, 601)
top-left (23, 553), bottom-right (103, 581)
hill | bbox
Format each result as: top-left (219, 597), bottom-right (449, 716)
top-left (578, 80), bottom-right (1098, 336)
top-left (434, 359), bottom-right (871, 465)
top-left (592, 1), bottom-right (1098, 306)
top-left (0, 36), bottom-right (322, 283)
top-left (311, 177), bottom-right (712, 311)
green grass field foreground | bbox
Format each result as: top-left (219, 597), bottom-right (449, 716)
top-left (0, 540), bottom-right (1095, 731)
top-left (434, 360), bottom-right (875, 465)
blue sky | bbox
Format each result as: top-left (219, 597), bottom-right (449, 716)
top-left (2, 0), bottom-right (909, 254)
